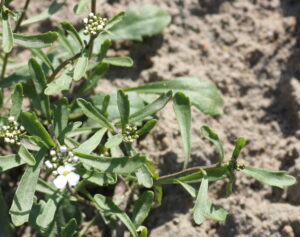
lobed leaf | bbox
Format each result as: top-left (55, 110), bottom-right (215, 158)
top-left (125, 77), bottom-right (224, 115)
top-left (94, 194), bottom-right (138, 237)
top-left (9, 148), bottom-right (46, 226)
top-left (242, 166), bottom-right (296, 188)
top-left (75, 152), bottom-right (146, 174)
top-left (173, 92), bottom-right (192, 169)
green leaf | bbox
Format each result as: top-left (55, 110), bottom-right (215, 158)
top-left (53, 98), bottom-right (69, 141)
top-left (102, 57), bottom-right (133, 67)
top-left (28, 58), bottom-right (51, 120)
top-left (61, 218), bottom-right (77, 237)
top-left (75, 152), bottom-right (146, 174)
top-left (79, 63), bottom-right (108, 96)
top-left (60, 21), bottom-right (83, 48)
top-left (56, 26), bottom-right (76, 55)
top-left (21, 0), bottom-right (66, 26)
top-left (73, 0), bottom-right (90, 14)
top-left (132, 191), bottom-right (154, 227)
top-left (173, 92), bottom-right (192, 169)
top-left (30, 48), bottom-right (54, 71)
top-left (193, 175), bottom-right (208, 224)
top-left (13, 32), bottom-right (58, 48)
top-left (175, 179), bottom-right (197, 198)
top-left (73, 49), bottom-right (88, 81)
top-left (0, 187), bottom-right (12, 237)
top-left (94, 194), bottom-right (138, 237)
top-left (136, 119), bottom-right (157, 135)
top-left (9, 148), bottom-right (46, 226)
top-left (231, 137), bottom-right (246, 162)
top-left (135, 165), bottom-right (153, 188)
top-left (80, 169), bottom-right (117, 186)
top-left (36, 192), bottom-right (62, 232)
top-left (18, 145), bottom-right (36, 166)
top-left (137, 226), bottom-right (148, 237)
top-left (10, 84), bottom-right (23, 118)
top-left (77, 98), bottom-right (114, 130)
top-left (105, 11), bottom-right (125, 30)
top-left (2, 13), bottom-right (13, 53)
top-left (242, 166), bottom-right (296, 188)
top-left (74, 128), bottom-right (106, 154)
top-left (129, 91), bottom-right (172, 123)
top-left (0, 67), bottom-right (30, 88)
top-left (20, 112), bottom-right (55, 148)
top-left (0, 155), bottom-right (25, 173)
top-left (91, 91), bottom-right (145, 122)
top-left (125, 77), bottom-right (223, 115)
top-left (97, 39), bottom-right (111, 61)
top-left (105, 133), bottom-right (123, 149)
top-left (109, 4), bottom-right (171, 41)
top-left (45, 66), bottom-right (73, 95)
top-left (117, 90), bottom-right (130, 131)
top-left (205, 201), bottom-right (228, 221)
top-left (201, 125), bottom-right (224, 163)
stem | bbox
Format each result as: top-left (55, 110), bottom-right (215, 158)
top-left (155, 164), bottom-right (222, 184)
top-left (88, 0), bottom-right (96, 59)
top-left (0, 0), bottom-right (31, 80)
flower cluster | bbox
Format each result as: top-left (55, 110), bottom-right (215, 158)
top-left (83, 12), bottom-right (107, 36)
top-left (123, 125), bottom-right (139, 143)
top-left (44, 145), bottom-right (80, 189)
top-left (0, 116), bottom-right (24, 145)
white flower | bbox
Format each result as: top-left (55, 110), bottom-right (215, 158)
top-left (50, 150), bottom-right (56, 156)
top-left (53, 164), bottom-right (80, 189)
top-left (45, 160), bottom-right (53, 169)
top-left (83, 17), bottom-right (88, 24)
top-left (60, 145), bottom-right (68, 153)
top-left (8, 116), bottom-right (15, 122)
top-left (72, 156), bottom-right (79, 162)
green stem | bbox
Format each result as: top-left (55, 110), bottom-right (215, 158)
top-left (155, 164), bottom-right (221, 184)
top-left (88, 0), bottom-right (96, 59)
top-left (0, 0), bottom-right (31, 80)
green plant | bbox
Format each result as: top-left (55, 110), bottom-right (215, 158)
top-left (0, 1), bottom-right (296, 236)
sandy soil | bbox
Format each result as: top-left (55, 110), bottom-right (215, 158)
top-left (7, 0), bottom-right (300, 236)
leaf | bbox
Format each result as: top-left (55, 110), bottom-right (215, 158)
top-left (231, 137), bottom-right (246, 162)
top-left (135, 165), bottom-right (153, 188)
top-left (105, 133), bottom-right (123, 149)
top-left (173, 92), bottom-right (192, 169)
top-left (60, 21), bottom-right (83, 48)
top-left (117, 90), bottom-right (130, 131)
top-left (0, 67), bottom-right (30, 88)
top-left (201, 125), bottom-right (224, 163)
top-left (18, 145), bottom-right (36, 166)
top-left (109, 4), bottom-right (171, 41)
top-left (36, 192), bottom-right (62, 232)
top-left (13, 32), bottom-right (58, 48)
top-left (20, 112), bottom-right (55, 148)
top-left (129, 91), bottom-right (172, 123)
top-left (45, 66), bottom-right (73, 95)
top-left (105, 11), bottom-right (125, 30)
top-left (61, 218), bottom-right (77, 237)
top-left (77, 98), bottom-right (114, 130)
top-left (91, 91), bottom-right (145, 121)
top-left (94, 194), bottom-right (138, 237)
top-left (73, 49), bottom-right (88, 81)
top-left (97, 39), bottom-right (111, 61)
top-left (28, 58), bottom-right (51, 120)
top-left (137, 226), bottom-right (148, 237)
top-left (30, 48), bottom-right (54, 71)
top-left (0, 155), bottom-right (25, 173)
top-left (21, 0), bottom-right (66, 26)
top-left (193, 175), bottom-right (208, 224)
top-left (10, 84), bottom-right (23, 118)
top-left (56, 26), bottom-right (76, 55)
top-left (80, 169), bottom-right (117, 186)
top-left (2, 12), bottom-right (14, 53)
top-left (125, 77), bottom-right (224, 115)
top-left (73, 0), bottom-right (90, 14)
top-left (132, 191), bottom-right (154, 227)
top-left (53, 98), bottom-right (69, 141)
top-left (136, 119), bottom-right (157, 135)
top-left (242, 166), bottom-right (296, 188)
top-left (9, 148), bottom-right (46, 226)
top-left (103, 57), bottom-right (133, 67)
top-left (205, 201), bottom-right (228, 221)
top-left (75, 152), bottom-right (146, 174)
top-left (0, 187), bottom-right (12, 237)
top-left (79, 63), bottom-right (109, 96)
top-left (175, 179), bottom-right (197, 198)
top-left (74, 128), bottom-right (107, 154)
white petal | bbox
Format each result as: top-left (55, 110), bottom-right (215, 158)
top-left (66, 172), bottom-right (80, 186)
top-left (45, 160), bottom-right (53, 169)
top-left (64, 163), bottom-right (75, 172)
top-left (57, 166), bottom-right (65, 175)
top-left (53, 175), bottom-right (68, 189)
